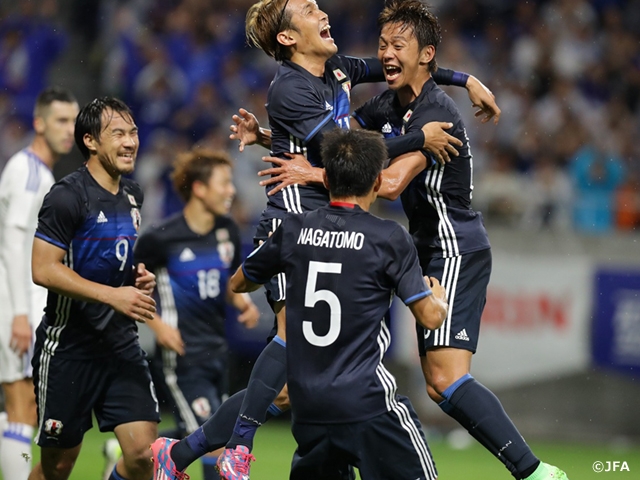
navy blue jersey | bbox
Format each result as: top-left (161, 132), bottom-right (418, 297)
top-left (134, 213), bottom-right (242, 356)
top-left (34, 166), bottom-right (144, 359)
top-left (243, 203), bottom-right (432, 424)
top-left (264, 55), bottom-right (379, 216)
top-left (354, 78), bottom-right (491, 260)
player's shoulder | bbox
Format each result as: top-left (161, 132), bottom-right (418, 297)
top-left (121, 176), bottom-right (144, 203)
top-left (215, 214), bottom-right (240, 232)
top-left (422, 80), bottom-right (462, 119)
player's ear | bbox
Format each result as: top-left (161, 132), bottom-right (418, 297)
top-left (322, 170), bottom-right (330, 191)
top-left (83, 133), bottom-right (98, 156)
top-left (419, 45), bottom-right (435, 67)
top-left (277, 30), bottom-right (296, 48)
top-left (33, 116), bottom-right (46, 135)
top-left (192, 180), bottom-right (206, 200)
top-left (373, 173), bottom-right (382, 193)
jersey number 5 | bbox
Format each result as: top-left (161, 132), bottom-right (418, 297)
top-left (304, 261), bottom-right (342, 347)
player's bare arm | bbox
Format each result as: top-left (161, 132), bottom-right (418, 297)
top-left (378, 151), bottom-right (429, 201)
top-left (32, 237), bottom-right (156, 322)
top-left (146, 312), bottom-right (185, 355)
top-left (465, 75), bottom-right (501, 124)
top-left (226, 290), bottom-right (260, 329)
top-left (409, 276), bottom-right (448, 330)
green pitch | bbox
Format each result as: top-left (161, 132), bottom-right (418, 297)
top-left (22, 420), bottom-right (640, 479)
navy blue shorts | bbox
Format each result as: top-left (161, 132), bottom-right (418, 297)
top-left (290, 395), bottom-right (437, 480)
top-left (32, 347), bottom-right (160, 448)
top-left (160, 348), bottom-right (228, 434)
top-left (417, 248), bottom-right (492, 355)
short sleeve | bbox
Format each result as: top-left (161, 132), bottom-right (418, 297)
top-left (3, 158), bottom-right (42, 230)
top-left (384, 225), bottom-right (431, 304)
top-left (133, 227), bottom-right (164, 272)
top-left (242, 220), bottom-right (286, 285)
top-left (35, 183), bottom-right (84, 251)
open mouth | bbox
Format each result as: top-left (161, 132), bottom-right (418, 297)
top-left (320, 24), bottom-right (332, 40)
top-left (384, 65), bottom-right (402, 82)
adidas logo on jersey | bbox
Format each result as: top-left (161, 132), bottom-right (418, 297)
top-left (179, 247), bottom-right (196, 262)
top-left (381, 123), bottom-right (392, 134)
top-left (455, 329), bottom-right (470, 341)
top-left (325, 101), bottom-right (333, 111)
top-left (97, 211), bottom-right (108, 223)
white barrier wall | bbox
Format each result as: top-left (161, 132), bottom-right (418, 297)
top-left (391, 252), bottom-right (593, 389)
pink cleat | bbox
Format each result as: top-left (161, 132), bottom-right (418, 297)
top-left (150, 437), bottom-right (190, 480)
top-left (216, 445), bottom-right (256, 480)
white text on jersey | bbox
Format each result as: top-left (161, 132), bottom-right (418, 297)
top-left (297, 228), bottom-right (364, 250)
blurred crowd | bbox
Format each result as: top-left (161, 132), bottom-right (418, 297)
top-left (1, 0), bottom-right (639, 235)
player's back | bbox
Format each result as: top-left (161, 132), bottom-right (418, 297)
top-left (276, 203), bottom-right (426, 424)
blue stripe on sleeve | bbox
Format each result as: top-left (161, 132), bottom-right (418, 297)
top-left (404, 290), bottom-right (431, 305)
top-left (35, 232), bottom-right (68, 250)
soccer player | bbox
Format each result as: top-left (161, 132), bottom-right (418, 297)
top-left (351, 2), bottom-right (569, 479)
top-left (28, 97), bottom-right (159, 480)
top-left (0, 87), bottom-right (78, 480)
top-left (134, 148), bottom-right (260, 480)
top-left (150, 0), bottom-right (496, 478)
top-left (229, 128), bottom-right (448, 480)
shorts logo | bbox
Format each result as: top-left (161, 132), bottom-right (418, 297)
top-left (455, 329), bottom-right (470, 341)
top-left (44, 419), bottom-right (63, 436)
top-left (192, 397), bottom-right (211, 419)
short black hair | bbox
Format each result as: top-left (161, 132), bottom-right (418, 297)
top-left (378, 0), bottom-right (441, 73)
top-left (33, 86), bottom-right (77, 117)
top-left (74, 97), bottom-right (134, 160)
top-left (321, 129), bottom-right (387, 198)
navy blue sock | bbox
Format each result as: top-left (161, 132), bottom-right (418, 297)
top-left (171, 390), bottom-right (246, 471)
top-left (108, 466), bottom-right (127, 480)
top-left (442, 374), bottom-right (539, 479)
top-left (227, 336), bottom-right (287, 451)
top-left (201, 455), bottom-right (220, 480)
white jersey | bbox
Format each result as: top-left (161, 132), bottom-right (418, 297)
top-left (0, 149), bottom-right (54, 382)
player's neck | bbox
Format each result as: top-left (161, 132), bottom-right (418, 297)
top-left (29, 136), bottom-right (57, 170)
top-left (396, 71), bottom-right (431, 107)
top-left (330, 193), bottom-right (375, 212)
top-left (291, 52), bottom-right (327, 77)
top-left (86, 158), bottom-right (121, 194)
top-left (183, 201), bottom-right (215, 235)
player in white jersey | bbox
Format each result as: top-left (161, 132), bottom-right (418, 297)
top-left (0, 87), bottom-right (78, 480)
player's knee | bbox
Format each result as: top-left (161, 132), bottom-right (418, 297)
top-left (122, 446), bottom-right (153, 478)
top-left (41, 459), bottom-right (74, 480)
top-left (426, 374), bottom-right (456, 401)
top-left (274, 385), bottom-right (290, 410)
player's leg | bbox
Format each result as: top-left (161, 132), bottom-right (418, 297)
top-left (353, 396), bottom-right (437, 480)
top-left (29, 445), bottom-right (82, 480)
top-left (421, 249), bottom-right (566, 479)
top-left (155, 384), bottom-right (289, 477)
top-left (30, 345), bottom-right (100, 480)
top-left (99, 355), bottom-right (160, 480)
top-left (0, 304), bottom-right (37, 480)
top-left (1, 379), bottom-right (37, 480)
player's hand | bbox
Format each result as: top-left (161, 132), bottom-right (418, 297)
top-left (258, 154), bottom-right (316, 195)
top-left (10, 314), bottom-right (32, 356)
top-left (465, 75), bottom-right (501, 125)
top-left (155, 322), bottom-right (185, 356)
top-left (229, 108), bottom-right (260, 152)
top-left (109, 286), bottom-right (156, 323)
top-left (422, 122), bottom-right (463, 165)
top-left (425, 276), bottom-right (447, 303)
top-left (238, 302), bottom-right (260, 329)
top-left (134, 263), bottom-right (156, 296)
